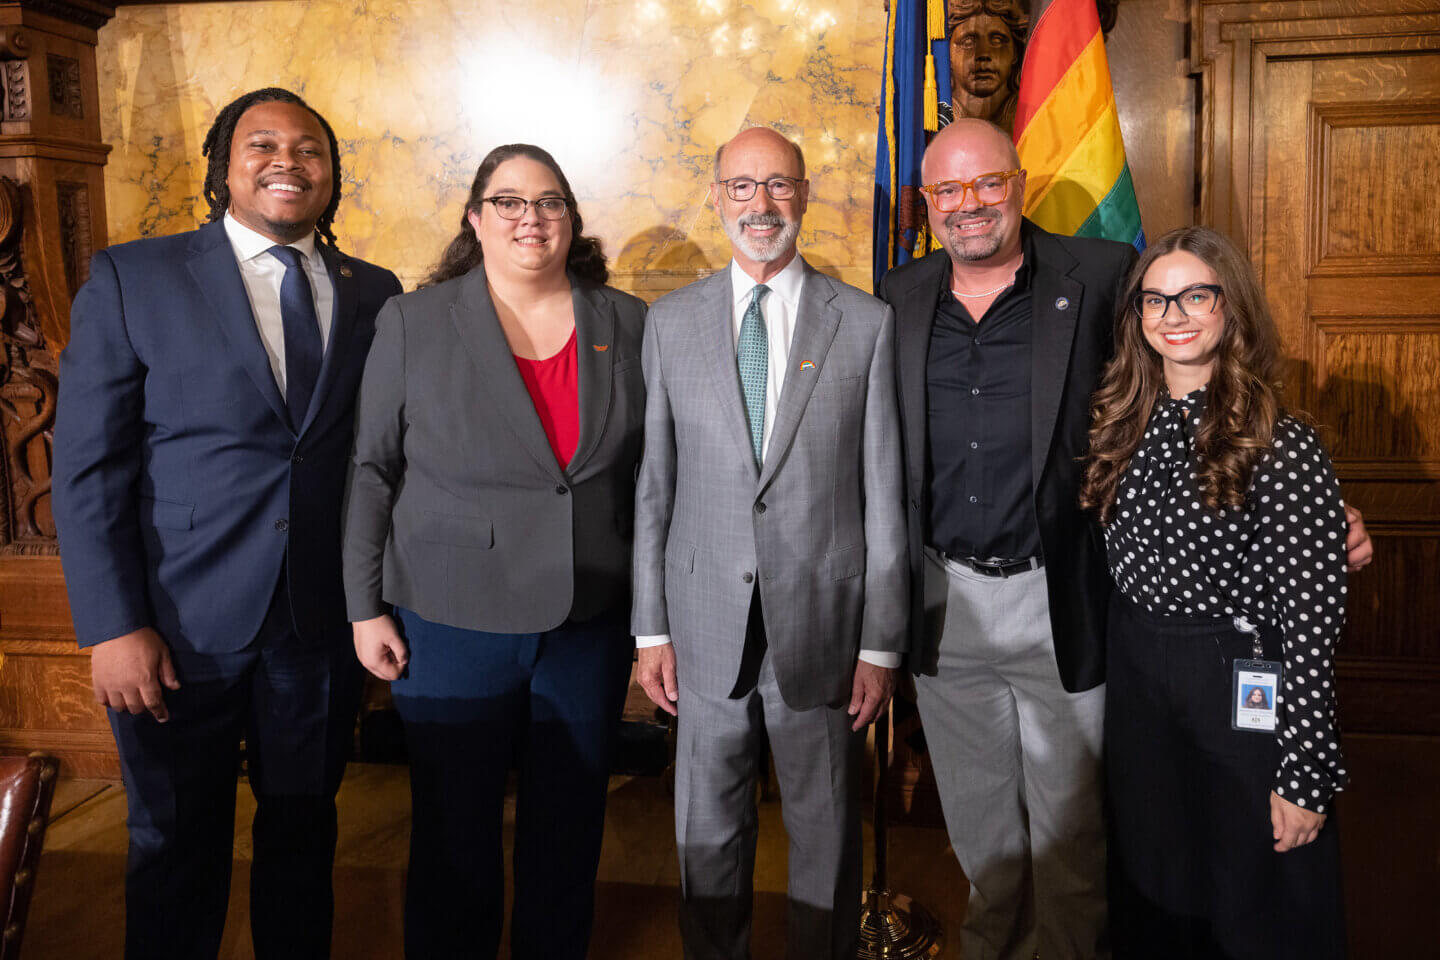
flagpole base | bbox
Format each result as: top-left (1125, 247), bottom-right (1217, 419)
top-left (858, 888), bottom-right (944, 959)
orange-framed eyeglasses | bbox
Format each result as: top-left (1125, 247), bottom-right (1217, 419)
top-left (919, 170), bottom-right (1023, 212)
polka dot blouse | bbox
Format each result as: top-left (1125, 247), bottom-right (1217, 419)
top-left (1105, 387), bottom-right (1348, 812)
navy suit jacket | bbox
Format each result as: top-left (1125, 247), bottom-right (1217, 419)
top-left (53, 218), bottom-right (402, 654)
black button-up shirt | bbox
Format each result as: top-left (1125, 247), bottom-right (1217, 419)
top-left (1105, 387), bottom-right (1348, 811)
top-left (925, 239), bottom-right (1041, 560)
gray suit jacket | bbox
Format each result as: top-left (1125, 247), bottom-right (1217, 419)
top-left (343, 265), bottom-right (647, 632)
top-left (630, 259), bottom-right (907, 710)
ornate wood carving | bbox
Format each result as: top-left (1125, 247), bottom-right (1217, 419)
top-left (3, 60), bottom-right (25, 121)
top-left (0, 0), bottom-right (115, 780)
top-left (0, 177), bottom-right (56, 555)
top-left (16, 1), bottom-right (109, 32)
top-left (55, 178), bottom-right (87, 293)
top-left (43, 52), bottom-right (77, 117)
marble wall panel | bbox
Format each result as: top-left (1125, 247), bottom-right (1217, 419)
top-left (95, 0), bottom-right (1191, 296)
top-left (95, 0), bottom-right (888, 293)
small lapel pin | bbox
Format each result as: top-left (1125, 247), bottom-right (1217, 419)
top-left (592, 344), bottom-right (609, 352)
top-left (1055, 297), bottom-right (1069, 310)
top-left (339, 265), bottom-right (353, 278)
top-left (801, 360), bottom-right (815, 370)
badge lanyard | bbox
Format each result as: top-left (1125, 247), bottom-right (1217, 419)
top-left (1231, 614), bottom-right (1282, 733)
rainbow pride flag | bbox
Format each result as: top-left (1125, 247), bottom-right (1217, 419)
top-left (1014, 0), bottom-right (1145, 249)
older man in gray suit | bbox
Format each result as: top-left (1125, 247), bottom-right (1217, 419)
top-left (632, 127), bottom-right (908, 959)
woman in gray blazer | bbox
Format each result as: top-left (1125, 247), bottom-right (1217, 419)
top-left (342, 144), bottom-right (646, 959)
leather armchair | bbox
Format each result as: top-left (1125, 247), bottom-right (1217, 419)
top-left (0, 754), bottom-right (58, 959)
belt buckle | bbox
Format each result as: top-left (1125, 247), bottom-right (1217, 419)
top-left (959, 555), bottom-right (1005, 577)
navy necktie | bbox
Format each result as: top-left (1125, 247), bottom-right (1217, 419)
top-left (268, 245), bottom-right (323, 425)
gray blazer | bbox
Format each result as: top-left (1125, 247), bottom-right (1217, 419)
top-left (343, 265), bottom-right (647, 633)
top-left (631, 260), bottom-right (908, 710)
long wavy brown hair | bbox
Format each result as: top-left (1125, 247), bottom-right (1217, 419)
top-left (1080, 226), bottom-right (1284, 524)
top-left (424, 143), bottom-right (608, 287)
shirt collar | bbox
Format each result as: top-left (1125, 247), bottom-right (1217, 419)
top-left (224, 211), bottom-right (319, 266)
top-left (729, 254), bottom-right (805, 309)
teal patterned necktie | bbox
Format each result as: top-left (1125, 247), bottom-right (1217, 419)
top-left (737, 284), bottom-right (770, 464)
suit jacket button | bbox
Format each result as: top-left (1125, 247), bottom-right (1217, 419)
top-left (742, 572), bottom-right (754, 583)
top-left (556, 485), bottom-right (569, 495)
top-left (274, 519), bottom-right (289, 532)
top-left (754, 502), bottom-right (766, 514)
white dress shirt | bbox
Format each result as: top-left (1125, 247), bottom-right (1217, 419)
top-left (223, 212), bottom-right (335, 394)
top-left (637, 256), bottom-right (900, 669)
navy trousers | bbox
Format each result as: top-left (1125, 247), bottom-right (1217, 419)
top-left (391, 607), bottom-right (633, 959)
top-left (108, 577), bottom-right (362, 960)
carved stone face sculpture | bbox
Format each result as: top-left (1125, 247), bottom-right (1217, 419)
top-left (953, 12), bottom-right (1015, 99)
top-left (948, 0), bottom-right (1027, 131)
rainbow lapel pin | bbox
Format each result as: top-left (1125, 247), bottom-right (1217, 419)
top-left (801, 360), bottom-right (815, 371)
top-left (592, 344), bottom-right (609, 352)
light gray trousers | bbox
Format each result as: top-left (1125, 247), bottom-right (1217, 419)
top-left (674, 651), bottom-right (864, 960)
top-left (915, 549), bottom-right (1109, 960)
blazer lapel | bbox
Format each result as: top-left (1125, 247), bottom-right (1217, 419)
top-left (450, 265), bottom-right (566, 483)
top-left (697, 270), bottom-right (762, 481)
top-left (758, 263), bottom-right (841, 492)
top-left (1028, 230), bottom-right (1084, 484)
top-left (298, 243), bottom-right (359, 437)
top-left (891, 252), bottom-right (947, 496)
top-left (186, 221), bottom-right (292, 432)
top-left (568, 280), bottom-right (615, 475)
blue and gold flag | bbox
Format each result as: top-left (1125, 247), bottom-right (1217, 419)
top-left (873, 0), bottom-right (950, 292)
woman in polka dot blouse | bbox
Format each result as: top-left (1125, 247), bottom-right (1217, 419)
top-left (1080, 226), bottom-right (1347, 959)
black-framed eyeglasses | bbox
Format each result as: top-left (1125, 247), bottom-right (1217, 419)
top-left (919, 170), bottom-right (1022, 211)
top-left (716, 176), bottom-right (806, 201)
top-left (1133, 284), bottom-right (1224, 320)
top-left (481, 195), bottom-right (570, 221)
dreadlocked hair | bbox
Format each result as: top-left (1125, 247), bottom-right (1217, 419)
top-left (200, 87), bottom-right (343, 249)
top-left (1079, 225), bottom-right (1285, 526)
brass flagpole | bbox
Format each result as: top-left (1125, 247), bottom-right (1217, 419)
top-left (858, 697), bottom-right (943, 958)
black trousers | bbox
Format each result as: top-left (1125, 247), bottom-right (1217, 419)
top-left (390, 606), bottom-right (634, 959)
top-left (108, 577), bottom-right (362, 960)
top-left (1105, 595), bottom-right (1344, 960)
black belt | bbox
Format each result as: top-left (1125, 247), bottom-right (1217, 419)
top-left (937, 550), bottom-right (1044, 578)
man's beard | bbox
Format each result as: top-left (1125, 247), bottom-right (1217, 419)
top-left (723, 211), bottom-right (802, 263)
top-left (941, 208), bottom-right (1006, 261)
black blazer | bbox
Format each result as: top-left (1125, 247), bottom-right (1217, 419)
top-left (342, 265), bottom-right (647, 633)
top-left (878, 220), bottom-right (1137, 692)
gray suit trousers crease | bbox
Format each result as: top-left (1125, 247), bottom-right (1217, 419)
top-left (675, 652), bottom-right (864, 960)
top-left (630, 261), bottom-right (908, 960)
top-left (914, 549), bottom-right (1108, 960)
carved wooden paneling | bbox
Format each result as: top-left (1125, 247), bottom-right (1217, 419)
top-left (1314, 322), bottom-right (1440, 463)
top-left (0, 0), bottom-right (113, 780)
top-left (1193, 2), bottom-right (1440, 948)
top-left (1310, 104), bottom-right (1440, 276)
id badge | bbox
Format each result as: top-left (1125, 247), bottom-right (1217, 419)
top-left (1232, 659), bottom-right (1281, 733)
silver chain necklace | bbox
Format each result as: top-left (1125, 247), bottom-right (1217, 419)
top-left (950, 278), bottom-right (1015, 298)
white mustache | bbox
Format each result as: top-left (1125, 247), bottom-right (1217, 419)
top-left (738, 213), bottom-right (786, 229)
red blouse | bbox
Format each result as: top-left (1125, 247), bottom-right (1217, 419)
top-left (513, 327), bottom-right (579, 468)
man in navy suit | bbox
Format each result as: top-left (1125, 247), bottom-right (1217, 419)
top-left (52, 87), bottom-right (401, 958)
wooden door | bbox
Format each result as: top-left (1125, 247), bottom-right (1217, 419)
top-left (1194, 2), bottom-right (1440, 952)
